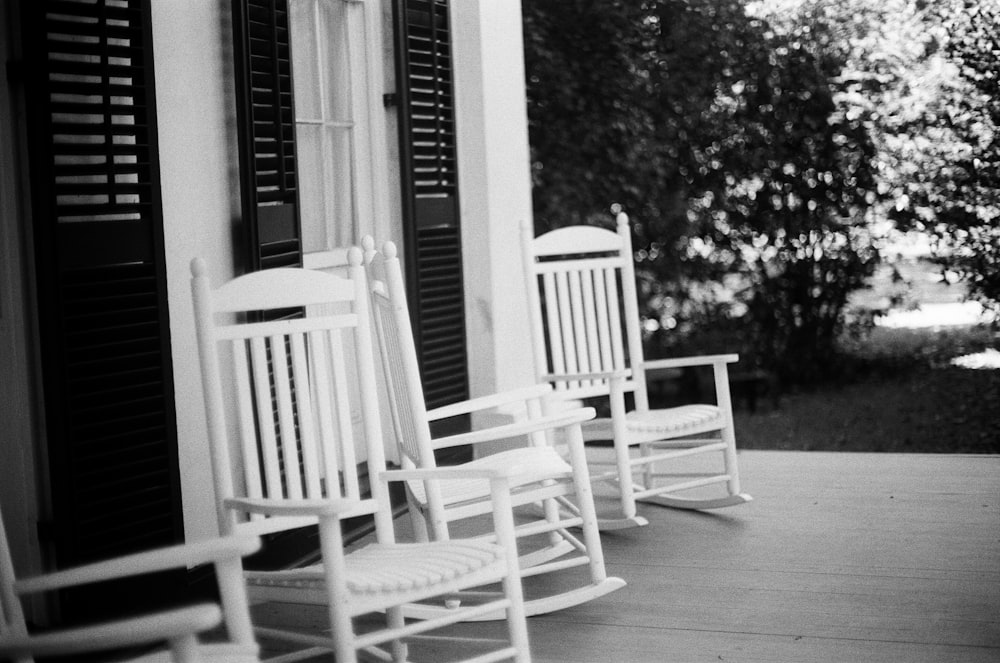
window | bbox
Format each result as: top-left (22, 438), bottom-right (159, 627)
top-left (232, 0), bottom-right (388, 270)
top-left (233, 0), bottom-right (468, 415)
top-left (290, 0), bottom-right (386, 256)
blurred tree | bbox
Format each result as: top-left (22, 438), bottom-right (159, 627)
top-left (522, 0), bottom-right (660, 231)
top-left (523, 0), bottom-right (881, 383)
top-left (763, 0), bottom-right (1000, 309)
top-left (933, 0), bottom-right (1000, 308)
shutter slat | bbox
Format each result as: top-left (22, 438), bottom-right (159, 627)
top-left (234, 0), bottom-right (302, 272)
top-left (24, 0), bottom-right (181, 602)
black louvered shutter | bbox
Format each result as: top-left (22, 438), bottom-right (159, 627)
top-left (393, 0), bottom-right (469, 413)
top-left (20, 0), bottom-right (183, 621)
top-left (232, 0), bottom-right (303, 272)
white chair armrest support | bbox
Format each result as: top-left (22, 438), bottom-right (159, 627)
top-left (426, 383), bottom-right (553, 421)
top-left (641, 353), bottom-right (739, 371)
top-left (13, 536), bottom-right (261, 596)
top-left (431, 407), bottom-right (596, 450)
top-left (0, 605), bottom-right (222, 659)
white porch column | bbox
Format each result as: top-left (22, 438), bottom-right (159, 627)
top-left (451, 0), bottom-right (535, 402)
top-left (152, 0), bottom-right (238, 542)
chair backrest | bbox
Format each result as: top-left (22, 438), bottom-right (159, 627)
top-left (191, 251), bottom-right (395, 542)
top-left (521, 211), bottom-right (650, 410)
top-left (364, 241), bottom-right (438, 472)
top-left (364, 241), bottom-right (460, 539)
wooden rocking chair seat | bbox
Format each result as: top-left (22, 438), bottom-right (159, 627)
top-left (405, 447), bottom-right (573, 507)
top-left (246, 539), bottom-right (503, 594)
top-left (623, 404), bottom-right (724, 435)
top-left (578, 405), bottom-right (724, 443)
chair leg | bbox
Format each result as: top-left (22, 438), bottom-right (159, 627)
top-left (408, 492), bottom-right (430, 542)
top-left (721, 424), bottom-right (742, 495)
top-left (713, 362), bottom-right (742, 496)
top-left (609, 387), bottom-right (638, 521)
top-left (504, 577), bottom-right (532, 663)
top-left (492, 478), bottom-right (531, 663)
top-left (387, 606), bottom-right (408, 663)
top-left (541, 487), bottom-right (565, 550)
top-left (319, 518), bottom-right (359, 663)
top-left (640, 442), bottom-right (654, 491)
top-left (168, 632), bottom-right (200, 663)
top-left (630, 438), bottom-right (752, 511)
top-left (613, 443), bottom-right (638, 520)
top-left (564, 425), bottom-right (608, 584)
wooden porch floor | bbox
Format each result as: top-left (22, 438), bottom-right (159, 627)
top-left (254, 451), bottom-right (1000, 662)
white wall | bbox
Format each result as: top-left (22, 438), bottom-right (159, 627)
top-left (151, 1), bottom-right (240, 542)
top-left (451, 0), bottom-right (536, 401)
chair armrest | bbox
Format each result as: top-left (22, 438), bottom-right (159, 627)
top-left (225, 496), bottom-right (359, 519)
top-left (542, 369), bottom-right (630, 383)
top-left (642, 353), bottom-right (738, 370)
top-left (381, 466), bottom-right (510, 483)
top-left (426, 383), bottom-right (552, 421)
top-left (13, 536), bottom-right (261, 596)
top-left (0, 604), bottom-right (222, 658)
top-left (431, 407), bottom-right (596, 450)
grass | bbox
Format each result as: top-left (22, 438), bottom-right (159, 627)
top-left (644, 254), bottom-right (1000, 454)
top-left (730, 250), bottom-right (1000, 454)
top-left (734, 323), bottom-right (1000, 454)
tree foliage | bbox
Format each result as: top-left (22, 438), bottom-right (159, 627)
top-left (934, 0), bottom-right (1000, 307)
top-left (523, 0), bottom-right (1000, 384)
top-left (769, 0), bottom-right (1000, 309)
top-left (523, 0), bottom-right (882, 383)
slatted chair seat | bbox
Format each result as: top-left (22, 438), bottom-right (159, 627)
top-left (246, 540), bottom-right (503, 594)
top-left (625, 405), bottom-right (724, 435)
top-left (365, 239), bottom-right (624, 621)
top-left (191, 251), bottom-right (531, 663)
top-left (521, 210), bottom-right (751, 525)
top-left (405, 447), bottom-right (574, 507)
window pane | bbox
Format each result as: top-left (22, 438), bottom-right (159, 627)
top-left (289, 0), bottom-right (321, 120)
top-left (322, 0), bottom-right (353, 124)
top-left (329, 123), bottom-right (356, 247)
top-left (290, 0), bottom-right (370, 253)
top-left (296, 122), bottom-right (326, 251)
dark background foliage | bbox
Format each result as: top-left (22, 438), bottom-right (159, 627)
top-left (522, 0), bottom-right (999, 386)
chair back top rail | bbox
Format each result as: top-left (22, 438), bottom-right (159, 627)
top-left (192, 259), bottom-right (358, 313)
top-left (529, 224), bottom-right (623, 256)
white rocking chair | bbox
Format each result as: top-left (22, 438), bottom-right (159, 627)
top-left (365, 240), bottom-right (625, 621)
top-left (0, 506), bottom-right (260, 663)
top-left (191, 251), bottom-right (531, 663)
top-left (520, 211), bottom-right (752, 525)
